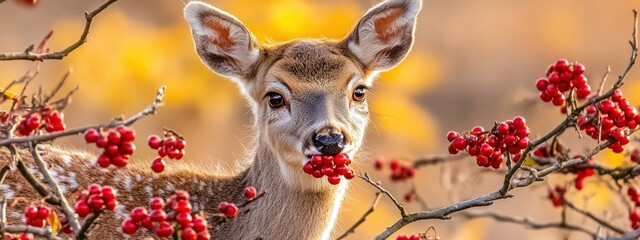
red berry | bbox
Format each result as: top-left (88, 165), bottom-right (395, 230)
top-left (311, 155), bottom-right (323, 166)
top-left (88, 183), bottom-right (102, 195)
top-left (111, 155), bottom-right (128, 168)
top-left (148, 135), bottom-right (162, 149)
top-left (88, 194), bottom-right (104, 210)
top-left (24, 206), bottom-right (38, 219)
top-left (141, 216), bottom-right (155, 230)
top-left (182, 227), bottom-right (197, 240)
top-left (197, 231), bottom-right (211, 240)
top-left (84, 129), bottom-right (100, 143)
top-left (36, 206), bottom-right (50, 219)
top-left (19, 233), bottom-right (33, 240)
top-left (176, 212), bottom-right (193, 227)
top-left (149, 197), bottom-right (164, 210)
top-left (374, 158), bottom-right (384, 169)
top-left (96, 136), bottom-right (109, 148)
top-left (175, 191), bottom-right (189, 201)
top-left (107, 131), bottom-right (121, 144)
top-left (451, 137), bottom-right (467, 150)
top-left (102, 186), bottom-right (116, 201)
top-left (471, 126), bottom-right (484, 135)
top-left (74, 200), bottom-right (90, 217)
top-left (389, 159), bottom-right (400, 170)
top-left (175, 139), bottom-right (187, 150)
top-left (192, 216), bottom-right (208, 232)
top-left (334, 154), bottom-right (347, 165)
top-left (97, 154), bottom-right (111, 168)
top-left (121, 218), bottom-right (138, 235)
top-left (149, 209), bottom-right (167, 222)
top-left (151, 157), bottom-right (166, 173)
top-left (573, 63), bottom-right (585, 74)
top-left (105, 200), bottom-right (117, 211)
top-left (244, 186), bottom-right (257, 199)
top-left (156, 221), bottom-right (174, 237)
top-left (446, 131), bottom-right (459, 142)
top-left (224, 204), bottom-right (238, 218)
top-left (175, 200), bottom-right (192, 213)
top-left (535, 78), bottom-right (549, 91)
top-left (130, 207), bottom-right (148, 223)
top-left (217, 201), bottom-right (229, 213)
top-left (118, 126), bottom-right (136, 142)
top-left (327, 175), bottom-right (341, 185)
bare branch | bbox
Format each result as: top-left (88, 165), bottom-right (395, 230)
top-left (76, 211), bottom-right (102, 240)
top-left (359, 173), bottom-right (410, 220)
top-left (29, 143), bottom-right (80, 234)
top-left (463, 211), bottom-right (596, 237)
top-left (4, 225), bottom-right (62, 240)
top-left (0, 0), bottom-right (119, 61)
top-left (563, 198), bottom-right (625, 234)
top-left (0, 86), bottom-right (166, 147)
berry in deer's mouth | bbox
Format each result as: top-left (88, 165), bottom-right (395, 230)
top-left (302, 153), bottom-right (354, 185)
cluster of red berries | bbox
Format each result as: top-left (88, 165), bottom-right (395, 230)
top-left (396, 234), bottom-right (441, 240)
top-left (631, 149), bottom-right (640, 163)
top-left (2, 233), bottom-right (34, 240)
top-left (74, 184), bottom-right (117, 218)
top-left (396, 234), bottom-right (421, 240)
top-left (577, 89), bottom-right (638, 153)
top-left (374, 158), bottom-right (416, 182)
top-left (84, 126), bottom-right (136, 168)
top-left (23, 205), bottom-right (50, 228)
top-left (16, 109), bottom-right (66, 136)
top-left (536, 59), bottom-right (590, 107)
top-left (122, 191), bottom-right (211, 240)
top-left (629, 187), bottom-right (640, 229)
top-left (547, 185), bottom-right (566, 207)
top-left (303, 154), bottom-right (354, 185)
top-left (148, 134), bottom-right (186, 173)
top-left (568, 156), bottom-right (595, 190)
top-left (447, 116), bottom-right (530, 169)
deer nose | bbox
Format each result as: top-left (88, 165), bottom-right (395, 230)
top-left (313, 132), bottom-right (345, 156)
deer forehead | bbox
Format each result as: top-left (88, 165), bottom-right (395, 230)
top-left (256, 41), bottom-right (363, 91)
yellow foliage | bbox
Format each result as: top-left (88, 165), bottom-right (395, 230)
top-left (602, 149), bottom-right (626, 168)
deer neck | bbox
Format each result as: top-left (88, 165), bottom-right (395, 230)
top-left (230, 139), bottom-right (347, 240)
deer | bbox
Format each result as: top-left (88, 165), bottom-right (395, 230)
top-left (0, 0), bottom-right (421, 239)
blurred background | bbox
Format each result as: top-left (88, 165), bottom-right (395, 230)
top-left (2, 0), bottom-right (640, 239)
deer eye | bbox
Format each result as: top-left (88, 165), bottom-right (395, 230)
top-left (352, 86), bottom-right (366, 102)
top-left (267, 92), bottom-right (285, 108)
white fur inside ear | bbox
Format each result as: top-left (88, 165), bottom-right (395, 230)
top-left (348, 0), bottom-right (421, 70)
top-left (184, 2), bottom-right (259, 78)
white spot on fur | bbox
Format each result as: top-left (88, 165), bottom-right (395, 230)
top-left (0, 184), bottom-right (14, 199)
top-left (61, 155), bottom-right (72, 167)
top-left (144, 185), bottom-right (153, 199)
top-left (68, 172), bottom-right (78, 189)
top-left (122, 176), bottom-right (132, 191)
top-left (114, 204), bottom-right (127, 220)
top-left (165, 182), bottom-right (175, 193)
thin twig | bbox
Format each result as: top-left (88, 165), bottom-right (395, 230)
top-left (4, 225), bottom-right (62, 240)
top-left (29, 143), bottom-right (81, 234)
top-left (563, 198), bottom-right (625, 234)
top-left (76, 211), bottom-right (102, 240)
top-left (359, 173), bottom-right (410, 220)
top-left (0, 0), bottom-right (119, 61)
top-left (463, 211), bottom-right (596, 237)
top-left (336, 192), bottom-right (382, 240)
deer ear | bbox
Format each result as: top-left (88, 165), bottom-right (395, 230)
top-left (184, 2), bottom-right (260, 80)
top-left (343, 0), bottom-right (421, 72)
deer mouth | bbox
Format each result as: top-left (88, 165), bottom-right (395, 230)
top-left (301, 153), bottom-right (355, 185)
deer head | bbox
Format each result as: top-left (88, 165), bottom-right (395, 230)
top-left (184, 0), bottom-right (421, 191)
